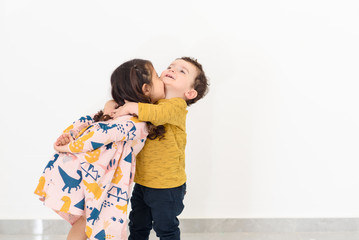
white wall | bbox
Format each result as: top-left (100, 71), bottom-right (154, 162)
top-left (1, 0), bottom-right (359, 219)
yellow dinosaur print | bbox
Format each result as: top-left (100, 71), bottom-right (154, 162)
top-left (111, 165), bottom-right (123, 184)
top-left (115, 204), bottom-right (128, 214)
top-left (85, 148), bottom-right (101, 163)
top-left (60, 196), bottom-right (71, 213)
top-left (69, 131), bottom-right (94, 153)
top-left (82, 179), bottom-right (103, 200)
top-left (85, 226), bottom-right (92, 239)
top-left (34, 176), bottom-right (47, 198)
top-left (63, 124), bottom-right (74, 134)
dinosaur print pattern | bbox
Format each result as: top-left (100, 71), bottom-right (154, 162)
top-left (82, 179), bottom-right (103, 200)
top-left (60, 196), bottom-right (71, 213)
top-left (58, 166), bottom-right (82, 193)
top-left (34, 114), bottom-right (148, 240)
top-left (43, 154), bottom-right (59, 173)
top-left (87, 202), bottom-right (104, 225)
top-left (34, 176), bottom-right (47, 198)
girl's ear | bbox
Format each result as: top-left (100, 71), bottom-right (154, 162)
top-left (142, 83), bottom-right (151, 96)
top-left (184, 89), bottom-right (198, 100)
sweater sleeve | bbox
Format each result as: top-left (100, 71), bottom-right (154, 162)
top-left (67, 117), bottom-right (141, 153)
top-left (138, 98), bottom-right (187, 128)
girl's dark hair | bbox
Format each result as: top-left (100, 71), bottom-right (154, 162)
top-left (93, 59), bottom-right (165, 140)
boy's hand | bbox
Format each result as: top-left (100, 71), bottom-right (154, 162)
top-left (55, 133), bottom-right (73, 146)
top-left (111, 102), bottom-right (139, 118)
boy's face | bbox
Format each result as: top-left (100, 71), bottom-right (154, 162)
top-left (160, 59), bottom-right (198, 100)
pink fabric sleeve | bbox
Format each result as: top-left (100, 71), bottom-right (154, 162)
top-left (63, 114), bottom-right (96, 138)
top-left (68, 119), bottom-right (140, 153)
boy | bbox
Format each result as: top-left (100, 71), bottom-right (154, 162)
top-left (113, 57), bottom-right (209, 240)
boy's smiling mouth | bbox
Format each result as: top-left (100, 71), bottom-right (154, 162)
top-left (165, 74), bottom-right (175, 80)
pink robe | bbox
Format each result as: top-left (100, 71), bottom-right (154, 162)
top-left (34, 114), bottom-right (148, 240)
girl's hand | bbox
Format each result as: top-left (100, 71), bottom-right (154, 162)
top-left (54, 142), bottom-right (70, 153)
top-left (54, 133), bottom-right (73, 152)
top-left (55, 133), bottom-right (73, 146)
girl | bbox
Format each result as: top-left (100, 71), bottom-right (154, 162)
top-left (34, 59), bottom-right (165, 240)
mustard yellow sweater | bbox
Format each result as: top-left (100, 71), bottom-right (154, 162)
top-left (135, 98), bottom-right (188, 188)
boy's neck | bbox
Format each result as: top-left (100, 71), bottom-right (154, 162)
top-left (164, 91), bottom-right (186, 101)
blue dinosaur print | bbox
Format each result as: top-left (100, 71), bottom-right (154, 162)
top-left (94, 229), bottom-right (106, 240)
top-left (43, 154), bottom-right (59, 173)
top-left (87, 203), bottom-right (104, 225)
top-left (58, 166), bottom-right (82, 193)
top-left (79, 115), bottom-right (93, 123)
top-left (97, 123), bottom-right (118, 134)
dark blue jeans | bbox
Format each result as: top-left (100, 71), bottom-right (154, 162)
top-left (128, 183), bottom-right (186, 240)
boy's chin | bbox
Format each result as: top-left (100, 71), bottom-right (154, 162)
top-left (163, 78), bottom-right (175, 85)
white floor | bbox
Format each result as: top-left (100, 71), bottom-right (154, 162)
top-left (1, 232), bottom-right (359, 240)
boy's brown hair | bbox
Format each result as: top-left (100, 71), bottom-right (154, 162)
top-left (180, 57), bottom-right (209, 106)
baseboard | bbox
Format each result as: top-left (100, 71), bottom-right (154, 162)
top-left (0, 218), bottom-right (358, 235)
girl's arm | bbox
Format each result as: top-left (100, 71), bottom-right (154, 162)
top-left (55, 101), bottom-right (118, 147)
top-left (55, 117), bottom-right (144, 153)
top-left (62, 114), bottom-right (96, 137)
top-left (54, 133), bottom-right (73, 147)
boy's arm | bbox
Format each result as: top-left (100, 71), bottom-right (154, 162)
top-left (54, 118), bottom-right (143, 153)
top-left (112, 99), bottom-right (187, 127)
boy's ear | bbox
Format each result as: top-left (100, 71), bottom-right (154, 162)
top-left (184, 89), bottom-right (198, 100)
top-left (142, 83), bottom-right (151, 96)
